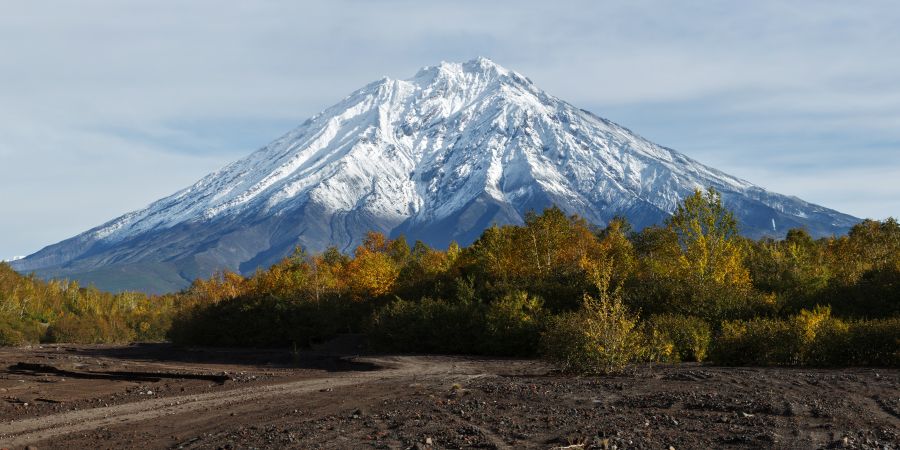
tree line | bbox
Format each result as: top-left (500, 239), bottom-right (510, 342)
top-left (1, 188), bottom-right (897, 371)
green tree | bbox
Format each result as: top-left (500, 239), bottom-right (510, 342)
top-left (745, 229), bottom-right (829, 313)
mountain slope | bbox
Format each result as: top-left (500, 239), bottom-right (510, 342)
top-left (13, 58), bottom-right (859, 292)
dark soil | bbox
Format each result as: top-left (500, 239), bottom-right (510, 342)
top-left (0, 343), bottom-right (897, 449)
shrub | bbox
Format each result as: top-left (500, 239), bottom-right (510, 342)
top-left (168, 294), bottom-right (356, 347)
top-left (0, 317), bottom-right (43, 346)
top-left (711, 307), bottom-right (833, 366)
top-left (0, 326), bottom-right (25, 347)
top-left (44, 316), bottom-right (92, 343)
top-left (368, 297), bottom-right (485, 354)
top-left (128, 311), bottom-right (173, 342)
top-left (639, 325), bottom-right (676, 364)
top-left (803, 317), bottom-right (852, 366)
top-left (44, 314), bottom-right (132, 344)
top-left (369, 292), bottom-right (545, 356)
top-left (480, 292), bottom-right (545, 356)
top-left (541, 292), bottom-right (641, 374)
top-left (642, 314), bottom-right (711, 362)
top-left (711, 318), bottom-right (797, 365)
top-left (711, 307), bottom-right (899, 367)
top-left (826, 264), bottom-right (900, 318)
top-left (831, 317), bottom-right (900, 367)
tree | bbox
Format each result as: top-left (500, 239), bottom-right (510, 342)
top-left (595, 217), bottom-right (636, 287)
top-left (667, 188), bottom-right (747, 285)
top-left (631, 188), bottom-right (759, 320)
top-left (745, 229), bottom-right (828, 313)
top-left (828, 218), bottom-right (900, 285)
top-left (345, 232), bottom-right (401, 299)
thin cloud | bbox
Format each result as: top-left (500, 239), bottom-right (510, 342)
top-left (1, 0), bottom-right (898, 257)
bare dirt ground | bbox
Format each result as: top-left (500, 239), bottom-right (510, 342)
top-left (0, 342), bottom-right (897, 449)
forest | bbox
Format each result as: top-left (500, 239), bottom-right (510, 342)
top-left (1, 188), bottom-right (897, 372)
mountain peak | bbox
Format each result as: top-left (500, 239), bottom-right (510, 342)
top-left (415, 56), bottom-right (505, 77)
top-left (12, 59), bottom-right (859, 292)
top-left (409, 57), bottom-right (532, 92)
top-left (461, 56), bottom-right (507, 74)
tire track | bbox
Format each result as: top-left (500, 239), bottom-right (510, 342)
top-left (0, 356), bottom-right (432, 448)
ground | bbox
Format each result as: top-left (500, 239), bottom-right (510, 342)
top-left (0, 342), bottom-right (897, 449)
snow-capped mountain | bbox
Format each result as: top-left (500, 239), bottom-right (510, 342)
top-left (13, 58), bottom-right (858, 292)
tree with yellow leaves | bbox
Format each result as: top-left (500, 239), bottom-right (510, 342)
top-left (628, 188), bottom-right (760, 321)
top-left (664, 188), bottom-right (757, 320)
top-left (667, 189), bottom-right (746, 283)
top-left (345, 232), bottom-right (401, 300)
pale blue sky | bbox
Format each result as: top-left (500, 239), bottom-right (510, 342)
top-left (2, 1), bottom-right (899, 258)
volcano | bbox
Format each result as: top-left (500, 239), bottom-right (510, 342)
top-left (12, 58), bottom-right (858, 292)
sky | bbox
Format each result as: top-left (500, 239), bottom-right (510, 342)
top-left (2, 1), bottom-right (899, 259)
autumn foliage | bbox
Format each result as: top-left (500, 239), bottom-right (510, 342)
top-left (1, 189), bottom-right (897, 370)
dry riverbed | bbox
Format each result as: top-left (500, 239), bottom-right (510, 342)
top-left (0, 343), bottom-right (897, 449)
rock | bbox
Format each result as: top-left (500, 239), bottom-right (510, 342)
top-left (425, 437), bottom-right (433, 445)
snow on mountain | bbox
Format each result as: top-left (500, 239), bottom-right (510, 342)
top-left (12, 57), bottom-right (859, 292)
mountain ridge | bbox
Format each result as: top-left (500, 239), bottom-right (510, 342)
top-left (13, 57), bottom-right (859, 292)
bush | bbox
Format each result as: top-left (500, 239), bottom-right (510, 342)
top-left (826, 264), bottom-right (900, 318)
top-left (844, 318), bottom-right (900, 366)
top-left (639, 325), bottom-right (676, 364)
top-left (44, 314), bottom-right (133, 344)
top-left (128, 312), bottom-right (173, 342)
top-left (44, 315), bottom-right (96, 344)
top-left (712, 318), bottom-right (796, 365)
top-left (711, 307), bottom-right (831, 366)
top-left (642, 314), bottom-right (711, 362)
top-left (369, 297), bottom-right (485, 354)
top-left (168, 294), bottom-right (357, 347)
top-left (541, 292), bottom-right (641, 374)
top-left (368, 292), bottom-right (546, 356)
top-left (0, 326), bottom-right (25, 347)
top-left (480, 292), bottom-right (545, 356)
top-left (711, 307), bottom-right (899, 367)
top-left (0, 317), bottom-right (43, 346)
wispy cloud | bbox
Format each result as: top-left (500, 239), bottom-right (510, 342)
top-left (1, 0), bottom-right (898, 257)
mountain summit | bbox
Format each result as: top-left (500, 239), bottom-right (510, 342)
top-left (13, 58), bottom-right (858, 292)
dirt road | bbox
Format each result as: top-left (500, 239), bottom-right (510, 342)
top-left (0, 355), bottom-right (476, 447)
top-left (0, 344), bottom-right (898, 449)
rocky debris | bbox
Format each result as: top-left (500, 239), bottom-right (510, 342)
top-left (168, 365), bottom-right (899, 450)
top-left (1, 347), bottom-right (897, 449)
